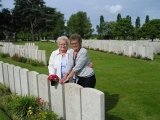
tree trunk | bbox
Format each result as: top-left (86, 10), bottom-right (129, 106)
top-left (31, 32), bottom-right (34, 42)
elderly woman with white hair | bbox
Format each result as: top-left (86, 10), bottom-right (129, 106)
top-left (48, 36), bottom-right (92, 80)
top-left (48, 36), bottom-right (71, 79)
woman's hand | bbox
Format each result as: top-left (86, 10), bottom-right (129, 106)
top-left (62, 77), bottom-right (69, 83)
top-left (88, 62), bottom-right (93, 68)
top-left (59, 76), bottom-right (69, 84)
top-left (59, 78), bottom-right (65, 84)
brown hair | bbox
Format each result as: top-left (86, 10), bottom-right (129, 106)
top-left (70, 33), bottom-right (82, 44)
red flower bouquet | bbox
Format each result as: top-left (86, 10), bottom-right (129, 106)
top-left (47, 74), bottom-right (59, 86)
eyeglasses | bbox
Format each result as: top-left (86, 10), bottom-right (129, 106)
top-left (60, 44), bottom-right (67, 46)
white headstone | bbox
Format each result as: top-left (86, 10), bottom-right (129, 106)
top-left (34, 50), bottom-right (38, 60)
top-left (81, 88), bottom-right (105, 120)
top-left (28, 49), bottom-right (32, 59)
top-left (37, 74), bottom-right (50, 103)
top-left (20, 68), bottom-right (29, 96)
top-left (3, 63), bottom-right (9, 88)
top-left (145, 47), bottom-right (154, 60)
top-left (41, 50), bottom-right (47, 65)
top-left (37, 50), bottom-right (42, 62)
top-left (0, 61), bottom-right (4, 84)
top-left (50, 83), bottom-right (65, 119)
top-left (129, 46), bottom-right (133, 56)
top-left (28, 71), bottom-right (39, 96)
top-left (8, 64), bottom-right (16, 93)
top-left (64, 83), bottom-right (83, 120)
top-left (14, 66), bottom-right (22, 96)
top-left (31, 49), bottom-right (35, 60)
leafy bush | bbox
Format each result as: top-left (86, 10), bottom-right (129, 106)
top-left (22, 57), bottom-right (27, 63)
top-left (11, 54), bottom-right (44, 66)
top-left (31, 60), bottom-right (38, 66)
top-left (0, 83), bottom-right (10, 96)
top-left (30, 60), bottom-right (45, 67)
top-left (18, 56), bottom-right (24, 62)
top-left (136, 54), bottom-right (142, 59)
top-left (118, 51), bottom-right (124, 56)
top-left (141, 56), bottom-right (151, 61)
top-left (0, 94), bottom-right (19, 115)
top-left (10, 95), bottom-right (40, 120)
top-left (130, 52), bottom-right (136, 58)
top-left (0, 53), bottom-right (10, 58)
top-left (37, 61), bottom-right (45, 66)
top-left (18, 56), bottom-right (27, 63)
top-left (10, 54), bottom-right (19, 61)
top-left (27, 98), bottom-right (58, 120)
top-left (0, 93), bottom-right (58, 120)
top-left (157, 52), bottom-right (160, 55)
top-left (26, 58), bottom-right (33, 64)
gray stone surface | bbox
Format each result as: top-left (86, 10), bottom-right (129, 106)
top-left (64, 83), bottom-right (83, 120)
top-left (37, 50), bottom-right (42, 62)
top-left (50, 83), bottom-right (65, 119)
top-left (3, 63), bottom-right (9, 88)
top-left (81, 88), bottom-right (105, 120)
top-left (31, 49), bottom-right (35, 60)
top-left (28, 71), bottom-right (39, 96)
top-left (37, 74), bottom-right (50, 103)
top-left (20, 68), bottom-right (29, 96)
top-left (0, 61), bottom-right (4, 84)
top-left (41, 50), bottom-right (47, 65)
top-left (14, 66), bottom-right (22, 96)
top-left (8, 64), bottom-right (15, 93)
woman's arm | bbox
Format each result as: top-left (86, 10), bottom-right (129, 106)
top-left (62, 49), bottom-right (89, 83)
top-left (62, 70), bottom-right (76, 83)
top-left (48, 51), bottom-right (56, 75)
top-left (72, 49), bottom-right (89, 72)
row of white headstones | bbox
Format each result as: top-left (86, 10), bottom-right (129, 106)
top-left (0, 61), bottom-right (105, 120)
top-left (0, 42), bottom-right (47, 65)
top-left (82, 40), bottom-right (160, 60)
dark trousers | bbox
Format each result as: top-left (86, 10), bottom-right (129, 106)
top-left (77, 75), bottom-right (96, 88)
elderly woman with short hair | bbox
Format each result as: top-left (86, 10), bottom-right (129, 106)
top-left (48, 36), bottom-right (71, 79)
top-left (61, 33), bottom-right (96, 88)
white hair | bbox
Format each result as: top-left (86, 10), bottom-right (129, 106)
top-left (56, 36), bottom-right (69, 46)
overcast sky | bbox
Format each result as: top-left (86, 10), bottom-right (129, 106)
top-left (1, 0), bottom-right (160, 33)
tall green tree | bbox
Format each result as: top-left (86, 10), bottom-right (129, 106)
top-left (0, 0), bottom-right (2, 7)
top-left (67, 11), bottom-right (93, 39)
top-left (117, 13), bottom-right (122, 22)
top-left (0, 8), bottom-right (13, 40)
top-left (13, 0), bottom-right (59, 41)
top-left (137, 19), bottom-right (160, 41)
top-left (135, 16), bottom-right (141, 30)
top-left (96, 15), bottom-right (104, 39)
top-left (145, 15), bottom-right (149, 23)
top-left (126, 15), bottom-right (131, 22)
top-left (100, 21), bottom-right (116, 39)
top-left (52, 11), bottom-right (65, 39)
top-left (113, 18), bottom-right (135, 40)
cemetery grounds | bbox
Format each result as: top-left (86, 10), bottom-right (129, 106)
top-left (0, 41), bottom-right (160, 120)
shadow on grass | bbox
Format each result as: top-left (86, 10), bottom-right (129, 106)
top-left (104, 91), bottom-right (123, 120)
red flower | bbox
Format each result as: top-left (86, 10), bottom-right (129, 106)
top-left (47, 74), bottom-right (59, 81)
top-left (37, 98), bottom-right (42, 103)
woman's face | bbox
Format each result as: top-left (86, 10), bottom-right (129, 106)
top-left (59, 39), bottom-right (68, 52)
top-left (70, 39), bottom-right (81, 51)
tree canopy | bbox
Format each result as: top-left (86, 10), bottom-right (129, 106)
top-left (66, 11), bottom-right (93, 39)
top-left (113, 18), bottom-right (135, 40)
top-left (136, 19), bottom-right (160, 41)
top-left (12, 0), bottom-right (64, 41)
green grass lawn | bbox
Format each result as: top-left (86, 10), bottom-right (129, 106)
top-left (1, 41), bottom-right (160, 120)
top-left (0, 109), bottom-right (11, 120)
